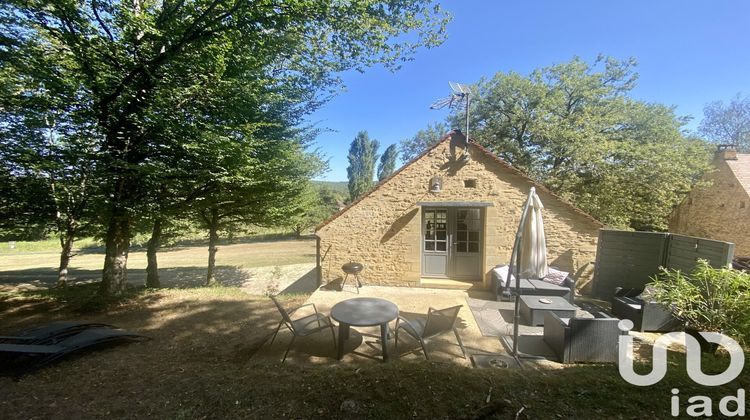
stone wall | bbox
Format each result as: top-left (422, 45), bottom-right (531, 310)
top-left (316, 134), bottom-right (603, 289)
top-left (669, 157), bottom-right (750, 257)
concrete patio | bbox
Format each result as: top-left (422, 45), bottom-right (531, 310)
top-left (252, 285), bottom-right (509, 366)
top-left (251, 283), bottom-right (662, 368)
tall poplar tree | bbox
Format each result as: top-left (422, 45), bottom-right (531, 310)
top-left (377, 144), bottom-right (399, 181)
top-left (347, 131), bottom-right (380, 201)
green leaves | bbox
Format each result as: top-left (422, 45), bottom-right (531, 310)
top-left (699, 93), bottom-right (750, 153)
top-left (408, 56), bottom-right (713, 230)
top-left (398, 121), bottom-right (448, 162)
top-left (651, 260), bottom-right (750, 345)
top-left (3, 0), bottom-right (449, 292)
top-left (347, 130), bottom-right (380, 201)
top-left (377, 144), bottom-right (398, 181)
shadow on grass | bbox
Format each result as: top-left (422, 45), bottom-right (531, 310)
top-left (1, 284), bottom-right (748, 419)
top-left (3, 233), bottom-right (315, 256)
top-left (1, 265), bottom-right (320, 315)
top-left (0, 266), bottom-right (252, 290)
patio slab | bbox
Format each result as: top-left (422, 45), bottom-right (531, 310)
top-left (253, 285), bottom-right (507, 366)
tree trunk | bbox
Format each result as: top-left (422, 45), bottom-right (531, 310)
top-left (206, 208), bottom-right (220, 286)
top-left (56, 225), bottom-right (75, 288)
top-left (100, 208), bottom-right (131, 296)
top-left (146, 218), bottom-right (162, 288)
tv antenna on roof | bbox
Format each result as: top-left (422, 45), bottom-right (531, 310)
top-left (430, 82), bottom-right (472, 143)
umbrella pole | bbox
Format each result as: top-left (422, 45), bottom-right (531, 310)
top-left (509, 189), bottom-right (535, 361)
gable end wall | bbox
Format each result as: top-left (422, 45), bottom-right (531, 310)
top-left (669, 159), bottom-right (750, 256)
top-left (316, 140), bottom-right (602, 289)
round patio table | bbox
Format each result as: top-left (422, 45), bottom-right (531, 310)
top-left (330, 297), bottom-right (399, 361)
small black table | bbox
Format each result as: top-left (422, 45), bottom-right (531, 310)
top-left (330, 297), bottom-right (398, 361)
top-left (519, 295), bottom-right (577, 326)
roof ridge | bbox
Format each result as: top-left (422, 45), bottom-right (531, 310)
top-left (724, 154), bottom-right (750, 196)
top-left (315, 130), bottom-right (459, 231)
top-left (315, 131), bottom-right (604, 232)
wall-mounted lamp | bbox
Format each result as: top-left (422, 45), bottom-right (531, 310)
top-left (429, 176), bottom-right (442, 193)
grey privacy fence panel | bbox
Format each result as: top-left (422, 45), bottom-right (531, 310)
top-left (666, 234), bottom-right (734, 273)
top-left (592, 230), bottom-right (669, 299)
top-left (592, 230), bottom-right (734, 299)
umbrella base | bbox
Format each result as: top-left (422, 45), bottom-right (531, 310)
top-left (470, 353), bottom-right (520, 369)
top-left (499, 335), bottom-right (546, 364)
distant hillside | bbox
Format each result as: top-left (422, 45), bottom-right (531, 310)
top-left (312, 180), bottom-right (348, 194)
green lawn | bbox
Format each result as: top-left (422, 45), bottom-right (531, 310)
top-left (0, 237), bottom-right (101, 254)
top-left (0, 238), bottom-right (316, 290)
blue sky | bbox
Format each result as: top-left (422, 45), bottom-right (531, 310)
top-left (309, 0), bottom-right (750, 182)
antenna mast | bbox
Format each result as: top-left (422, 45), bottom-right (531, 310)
top-left (430, 82), bottom-right (471, 143)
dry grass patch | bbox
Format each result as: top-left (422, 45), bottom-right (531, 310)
top-left (0, 239), bottom-right (316, 290)
top-left (1, 287), bottom-right (748, 419)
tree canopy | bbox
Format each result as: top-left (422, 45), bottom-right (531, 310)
top-left (1, 0), bottom-right (449, 295)
top-left (699, 94), bottom-right (750, 153)
top-left (377, 144), bottom-right (399, 181)
top-left (402, 56), bottom-right (713, 230)
top-left (399, 122), bottom-right (449, 162)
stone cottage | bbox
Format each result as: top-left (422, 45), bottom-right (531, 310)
top-left (315, 131), bottom-right (604, 290)
top-left (669, 145), bottom-right (750, 257)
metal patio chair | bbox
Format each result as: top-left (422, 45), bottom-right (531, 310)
top-left (269, 295), bottom-right (336, 363)
top-left (395, 305), bottom-right (466, 360)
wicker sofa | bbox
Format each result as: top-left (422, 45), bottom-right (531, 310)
top-left (542, 311), bottom-right (622, 364)
top-left (611, 287), bottom-right (682, 332)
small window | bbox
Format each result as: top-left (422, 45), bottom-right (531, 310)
top-left (464, 179), bottom-right (477, 188)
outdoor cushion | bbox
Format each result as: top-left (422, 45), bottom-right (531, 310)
top-left (491, 265), bottom-right (515, 287)
top-left (542, 267), bottom-right (569, 286)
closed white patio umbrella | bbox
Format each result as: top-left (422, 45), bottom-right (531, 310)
top-left (519, 189), bottom-right (548, 279)
top-left (505, 187), bottom-right (549, 362)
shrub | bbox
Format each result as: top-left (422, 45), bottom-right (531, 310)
top-left (650, 259), bottom-right (750, 345)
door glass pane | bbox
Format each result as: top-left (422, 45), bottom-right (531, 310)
top-left (457, 243), bottom-right (467, 252)
top-left (469, 209), bottom-right (480, 219)
top-left (469, 231), bottom-right (479, 242)
top-left (468, 242), bottom-right (479, 253)
top-left (424, 209), bottom-right (447, 253)
top-left (457, 231), bottom-right (467, 241)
